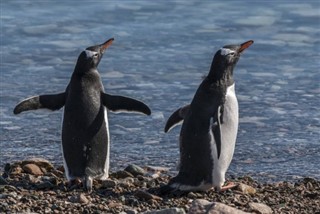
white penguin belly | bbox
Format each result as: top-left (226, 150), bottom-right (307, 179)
top-left (211, 83), bottom-right (239, 189)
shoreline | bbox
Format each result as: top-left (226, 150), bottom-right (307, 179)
top-left (0, 158), bottom-right (319, 213)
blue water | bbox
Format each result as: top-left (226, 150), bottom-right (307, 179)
top-left (1, 1), bottom-right (319, 182)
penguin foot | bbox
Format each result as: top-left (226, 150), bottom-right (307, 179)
top-left (158, 184), bottom-right (177, 195)
top-left (84, 176), bottom-right (93, 193)
top-left (67, 178), bottom-right (82, 191)
top-left (219, 181), bottom-right (237, 192)
top-left (158, 184), bottom-right (188, 197)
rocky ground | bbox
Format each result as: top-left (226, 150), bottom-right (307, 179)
top-left (0, 158), bottom-right (319, 214)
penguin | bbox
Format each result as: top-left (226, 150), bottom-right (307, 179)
top-left (13, 38), bottom-right (151, 192)
top-left (162, 40), bottom-right (253, 193)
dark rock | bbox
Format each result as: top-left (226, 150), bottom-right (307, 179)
top-left (35, 181), bottom-right (54, 190)
top-left (112, 170), bottom-right (134, 179)
top-left (0, 176), bottom-right (8, 185)
top-left (125, 164), bottom-right (146, 177)
top-left (101, 179), bottom-right (117, 188)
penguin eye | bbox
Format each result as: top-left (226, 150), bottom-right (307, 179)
top-left (220, 48), bottom-right (235, 56)
top-left (93, 53), bottom-right (99, 58)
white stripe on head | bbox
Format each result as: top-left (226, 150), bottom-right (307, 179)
top-left (220, 48), bottom-right (235, 56)
top-left (85, 50), bottom-right (98, 58)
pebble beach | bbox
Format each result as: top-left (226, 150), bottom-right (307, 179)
top-left (1, 158), bottom-right (319, 214)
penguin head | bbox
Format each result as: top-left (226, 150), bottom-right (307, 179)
top-left (208, 40), bottom-right (253, 82)
top-left (75, 38), bottom-right (114, 71)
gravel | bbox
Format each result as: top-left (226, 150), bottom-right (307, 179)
top-left (0, 159), bottom-right (319, 213)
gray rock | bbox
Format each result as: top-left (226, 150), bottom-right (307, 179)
top-left (187, 192), bottom-right (197, 199)
top-left (236, 183), bottom-right (257, 195)
top-left (145, 166), bottom-right (170, 173)
top-left (125, 164), bottom-right (146, 177)
top-left (142, 208), bottom-right (186, 214)
top-left (101, 179), bottom-right (117, 188)
top-left (189, 199), bottom-right (250, 214)
top-left (70, 193), bottom-right (89, 204)
top-left (112, 170), bottom-right (134, 179)
top-left (119, 178), bottom-right (135, 188)
top-left (249, 202), bottom-right (273, 214)
top-left (35, 181), bottom-right (54, 190)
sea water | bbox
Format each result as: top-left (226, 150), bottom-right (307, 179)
top-left (1, 1), bottom-right (319, 182)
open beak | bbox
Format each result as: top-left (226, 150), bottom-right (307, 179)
top-left (239, 40), bottom-right (254, 53)
top-left (100, 38), bottom-right (114, 53)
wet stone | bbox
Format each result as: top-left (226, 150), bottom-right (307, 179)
top-left (112, 170), bottom-right (134, 179)
top-left (125, 164), bottom-right (146, 177)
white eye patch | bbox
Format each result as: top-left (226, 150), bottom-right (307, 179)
top-left (85, 50), bottom-right (98, 58)
top-left (220, 48), bottom-right (235, 56)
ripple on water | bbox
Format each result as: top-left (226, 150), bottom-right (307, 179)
top-left (1, 1), bottom-right (319, 181)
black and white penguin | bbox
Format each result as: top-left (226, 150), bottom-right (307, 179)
top-left (162, 40), bottom-right (253, 193)
top-left (13, 38), bottom-right (151, 192)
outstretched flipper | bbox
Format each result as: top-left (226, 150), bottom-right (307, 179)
top-left (164, 105), bottom-right (190, 133)
top-left (101, 93), bottom-right (151, 115)
top-left (13, 93), bottom-right (66, 114)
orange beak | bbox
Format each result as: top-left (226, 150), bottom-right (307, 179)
top-left (100, 38), bottom-right (114, 52)
top-left (239, 40), bottom-right (254, 53)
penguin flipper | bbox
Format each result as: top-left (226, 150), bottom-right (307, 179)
top-left (211, 105), bottom-right (223, 159)
top-left (164, 105), bottom-right (190, 133)
top-left (101, 93), bottom-right (151, 115)
top-left (13, 93), bottom-right (66, 114)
